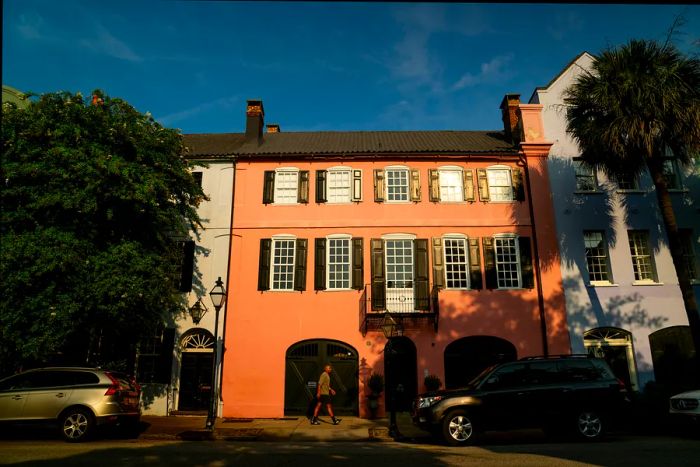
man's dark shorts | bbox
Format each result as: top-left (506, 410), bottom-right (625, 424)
top-left (319, 395), bottom-right (331, 404)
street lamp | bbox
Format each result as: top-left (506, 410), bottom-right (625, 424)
top-left (380, 312), bottom-right (403, 440)
top-left (205, 276), bottom-right (226, 430)
top-left (188, 299), bottom-right (207, 325)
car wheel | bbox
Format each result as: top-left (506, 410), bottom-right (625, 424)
top-left (60, 407), bottom-right (94, 442)
top-left (575, 410), bottom-right (604, 440)
top-left (442, 409), bottom-right (478, 446)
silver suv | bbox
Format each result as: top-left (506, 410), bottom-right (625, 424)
top-left (0, 367), bottom-right (141, 442)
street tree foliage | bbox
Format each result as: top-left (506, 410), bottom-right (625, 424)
top-left (565, 39), bottom-right (700, 376)
top-left (1, 91), bottom-right (206, 375)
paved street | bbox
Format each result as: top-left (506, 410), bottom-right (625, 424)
top-left (1, 433), bottom-right (699, 466)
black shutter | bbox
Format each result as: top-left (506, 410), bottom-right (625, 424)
top-left (432, 237), bottom-right (445, 289)
top-left (483, 237), bottom-right (497, 289)
top-left (258, 239), bottom-right (271, 291)
top-left (513, 168), bottom-right (525, 201)
top-left (298, 171), bottom-right (309, 204)
top-left (352, 237), bottom-right (364, 290)
top-left (263, 171), bottom-right (275, 204)
top-left (468, 238), bottom-right (483, 290)
top-left (314, 238), bottom-right (326, 290)
top-left (156, 328), bottom-right (176, 384)
top-left (179, 240), bottom-right (195, 292)
top-left (414, 239), bottom-right (430, 310)
top-left (370, 239), bottom-right (385, 310)
top-left (519, 236), bottom-right (534, 289)
top-left (352, 170), bottom-right (362, 201)
top-left (316, 170), bottom-right (327, 203)
top-left (294, 239), bottom-right (308, 291)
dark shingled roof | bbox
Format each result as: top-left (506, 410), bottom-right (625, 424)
top-left (183, 130), bottom-right (517, 158)
top-left (183, 133), bottom-right (246, 157)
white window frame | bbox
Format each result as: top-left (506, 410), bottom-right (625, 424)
top-left (493, 234), bottom-right (521, 289)
top-left (326, 234), bottom-right (352, 290)
top-left (615, 173), bottom-right (640, 192)
top-left (385, 165), bottom-right (410, 203)
top-left (274, 168), bottom-right (299, 205)
top-left (443, 234), bottom-right (470, 289)
top-left (662, 158), bottom-right (683, 191)
top-left (627, 230), bottom-right (657, 284)
top-left (439, 166), bottom-right (465, 202)
top-left (270, 234), bottom-right (296, 291)
top-left (327, 166), bottom-right (353, 204)
top-left (583, 231), bottom-right (613, 285)
top-left (487, 165), bottom-right (514, 202)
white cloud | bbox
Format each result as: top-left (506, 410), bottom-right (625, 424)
top-left (157, 95), bottom-right (241, 126)
top-left (79, 22), bottom-right (142, 62)
top-left (451, 54), bottom-right (515, 90)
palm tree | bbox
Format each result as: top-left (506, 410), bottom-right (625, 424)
top-left (565, 39), bottom-right (700, 382)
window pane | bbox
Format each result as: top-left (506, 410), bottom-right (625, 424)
top-left (494, 237), bottom-right (520, 288)
top-left (274, 171), bottom-right (298, 204)
top-left (584, 231), bottom-right (611, 282)
top-left (439, 169), bottom-right (464, 202)
top-left (386, 239), bottom-right (413, 288)
top-left (386, 169), bottom-right (409, 202)
top-left (662, 159), bottom-right (680, 190)
top-left (574, 162), bottom-right (596, 191)
top-left (328, 170), bottom-right (351, 203)
top-left (272, 239), bottom-right (295, 289)
top-left (680, 229), bottom-right (697, 282)
top-left (444, 238), bottom-right (469, 288)
top-left (616, 174), bottom-right (638, 191)
top-left (487, 168), bottom-right (513, 201)
top-left (628, 231), bottom-right (655, 281)
top-left (328, 238), bottom-right (351, 289)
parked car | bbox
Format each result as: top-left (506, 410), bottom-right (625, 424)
top-left (0, 367), bottom-right (141, 442)
top-left (412, 355), bottom-right (630, 445)
top-left (669, 389), bottom-right (700, 429)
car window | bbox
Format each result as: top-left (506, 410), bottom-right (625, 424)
top-left (0, 374), bottom-right (30, 391)
top-left (482, 363), bottom-right (529, 389)
top-left (64, 371), bottom-right (100, 386)
top-left (525, 362), bottom-right (559, 384)
top-left (558, 360), bottom-right (601, 382)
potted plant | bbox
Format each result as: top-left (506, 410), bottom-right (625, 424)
top-left (366, 373), bottom-right (384, 418)
top-left (424, 374), bottom-right (442, 392)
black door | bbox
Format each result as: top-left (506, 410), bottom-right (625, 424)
top-left (178, 352), bottom-right (213, 411)
top-left (285, 340), bottom-right (359, 416)
top-left (444, 336), bottom-right (517, 389)
top-left (384, 337), bottom-right (417, 411)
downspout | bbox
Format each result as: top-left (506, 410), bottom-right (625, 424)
top-left (218, 156), bottom-right (237, 406)
top-left (520, 154), bottom-right (549, 357)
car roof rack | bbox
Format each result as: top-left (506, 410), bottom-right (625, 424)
top-left (519, 354), bottom-right (593, 361)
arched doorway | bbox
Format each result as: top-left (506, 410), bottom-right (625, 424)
top-left (584, 327), bottom-right (638, 392)
top-left (444, 336), bottom-right (517, 389)
top-left (649, 326), bottom-right (696, 389)
top-left (178, 328), bottom-right (214, 411)
top-left (285, 340), bottom-right (359, 416)
top-left (384, 337), bottom-right (417, 411)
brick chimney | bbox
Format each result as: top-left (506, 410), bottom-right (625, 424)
top-left (500, 94), bottom-right (522, 144)
top-left (245, 99), bottom-right (265, 143)
top-left (266, 123), bottom-right (280, 133)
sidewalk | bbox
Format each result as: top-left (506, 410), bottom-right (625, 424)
top-left (139, 413), bottom-right (427, 442)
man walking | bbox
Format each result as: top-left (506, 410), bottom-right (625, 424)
top-left (311, 364), bottom-right (341, 425)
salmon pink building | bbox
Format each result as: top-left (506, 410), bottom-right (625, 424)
top-left (216, 96), bottom-right (570, 418)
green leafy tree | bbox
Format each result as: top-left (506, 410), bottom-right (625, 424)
top-left (565, 39), bottom-right (700, 377)
top-left (1, 91), bottom-right (205, 375)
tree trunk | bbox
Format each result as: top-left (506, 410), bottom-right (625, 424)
top-left (649, 164), bottom-right (700, 385)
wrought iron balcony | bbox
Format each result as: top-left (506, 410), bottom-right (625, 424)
top-left (359, 284), bottom-right (439, 336)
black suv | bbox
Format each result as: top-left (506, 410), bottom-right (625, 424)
top-left (412, 355), bottom-right (629, 445)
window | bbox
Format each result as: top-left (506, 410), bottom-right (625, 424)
top-left (386, 167), bottom-right (409, 202)
top-left (662, 159), bottom-right (682, 190)
top-left (628, 230), bottom-right (656, 282)
top-left (136, 328), bottom-right (175, 384)
top-left (494, 236), bottom-right (521, 288)
top-left (192, 171), bottom-right (203, 188)
top-left (327, 237), bottom-right (351, 289)
top-left (615, 174), bottom-right (639, 191)
top-left (679, 229), bottom-right (698, 282)
top-left (327, 169), bottom-right (352, 203)
top-left (584, 231), bottom-right (612, 283)
top-left (444, 237), bottom-right (469, 289)
top-left (439, 168), bottom-right (464, 202)
top-left (574, 160), bottom-right (597, 191)
top-left (259, 237), bottom-right (307, 291)
top-left (274, 169), bottom-right (299, 204)
top-left (262, 168), bottom-right (309, 205)
top-left (487, 167), bottom-right (513, 201)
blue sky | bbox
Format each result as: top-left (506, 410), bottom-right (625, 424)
top-left (3, 1), bottom-right (700, 134)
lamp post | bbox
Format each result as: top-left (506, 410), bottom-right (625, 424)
top-left (380, 312), bottom-right (403, 440)
top-left (188, 299), bottom-right (207, 325)
top-left (205, 276), bottom-right (226, 430)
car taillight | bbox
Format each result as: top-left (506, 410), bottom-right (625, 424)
top-left (105, 372), bottom-right (120, 396)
